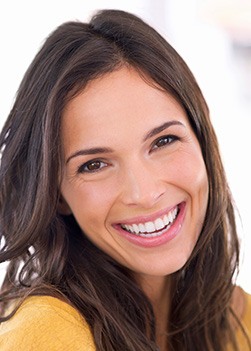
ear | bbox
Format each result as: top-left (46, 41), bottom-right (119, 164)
top-left (57, 195), bottom-right (72, 215)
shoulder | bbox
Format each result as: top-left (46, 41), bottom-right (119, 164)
top-left (0, 295), bottom-right (95, 351)
top-left (239, 289), bottom-right (251, 332)
top-left (232, 287), bottom-right (251, 350)
top-left (232, 286), bottom-right (251, 326)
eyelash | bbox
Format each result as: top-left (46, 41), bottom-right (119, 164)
top-left (77, 135), bottom-right (179, 174)
top-left (151, 134), bottom-right (179, 151)
top-left (77, 159), bottom-right (108, 174)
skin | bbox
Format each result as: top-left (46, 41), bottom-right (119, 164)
top-left (59, 66), bottom-right (248, 348)
top-left (59, 66), bottom-right (209, 348)
top-left (60, 64), bottom-right (208, 285)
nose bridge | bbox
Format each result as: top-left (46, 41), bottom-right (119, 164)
top-left (120, 157), bottom-right (165, 207)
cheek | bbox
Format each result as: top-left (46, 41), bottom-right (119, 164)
top-left (182, 155), bottom-right (209, 221)
top-left (167, 151), bottom-right (209, 212)
top-left (84, 179), bottom-right (120, 207)
top-left (163, 151), bottom-right (207, 188)
top-left (64, 181), bottom-right (118, 227)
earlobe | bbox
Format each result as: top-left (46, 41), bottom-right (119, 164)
top-left (58, 195), bottom-right (72, 215)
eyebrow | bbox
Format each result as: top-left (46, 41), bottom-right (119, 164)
top-left (66, 147), bottom-right (113, 164)
top-left (66, 120), bottom-right (184, 164)
top-left (143, 120), bottom-right (184, 142)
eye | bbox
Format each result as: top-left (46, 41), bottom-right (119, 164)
top-left (151, 135), bottom-right (179, 151)
top-left (77, 159), bottom-right (108, 173)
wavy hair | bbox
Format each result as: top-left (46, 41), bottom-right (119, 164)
top-left (0, 9), bottom-right (248, 351)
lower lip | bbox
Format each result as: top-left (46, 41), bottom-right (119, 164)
top-left (114, 202), bottom-right (186, 248)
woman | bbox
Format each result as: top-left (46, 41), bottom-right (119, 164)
top-left (0, 9), bottom-right (250, 351)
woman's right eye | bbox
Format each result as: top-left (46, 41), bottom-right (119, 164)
top-left (77, 160), bottom-right (108, 174)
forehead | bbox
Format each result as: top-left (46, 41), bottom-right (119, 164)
top-left (63, 67), bottom-right (186, 119)
top-left (61, 67), bottom-right (191, 150)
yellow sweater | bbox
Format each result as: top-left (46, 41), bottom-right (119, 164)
top-left (0, 296), bottom-right (95, 351)
top-left (0, 292), bottom-right (250, 350)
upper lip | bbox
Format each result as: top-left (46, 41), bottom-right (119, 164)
top-left (115, 203), bottom-right (183, 226)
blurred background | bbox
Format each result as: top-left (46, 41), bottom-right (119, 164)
top-left (0, 0), bottom-right (250, 293)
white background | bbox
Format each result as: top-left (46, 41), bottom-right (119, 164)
top-left (0, 0), bottom-right (250, 293)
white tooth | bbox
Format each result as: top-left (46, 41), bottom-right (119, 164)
top-left (139, 223), bottom-right (146, 233)
top-left (154, 218), bottom-right (164, 231)
top-left (123, 207), bottom-right (178, 235)
top-left (132, 224), bottom-right (140, 234)
top-left (168, 211), bottom-right (174, 223)
top-left (145, 221), bottom-right (155, 233)
top-left (163, 214), bottom-right (169, 226)
top-left (171, 207), bottom-right (177, 221)
top-left (128, 225), bottom-right (134, 233)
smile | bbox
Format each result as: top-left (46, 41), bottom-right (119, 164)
top-left (120, 206), bottom-right (179, 238)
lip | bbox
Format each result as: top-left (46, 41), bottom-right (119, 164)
top-left (113, 202), bottom-right (186, 248)
top-left (116, 204), bottom-right (180, 225)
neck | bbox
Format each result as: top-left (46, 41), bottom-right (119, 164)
top-left (135, 274), bottom-right (170, 351)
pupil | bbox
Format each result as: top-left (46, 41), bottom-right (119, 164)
top-left (88, 161), bottom-right (100, 171)
top-left (157, 138), bottom-right (168, 147)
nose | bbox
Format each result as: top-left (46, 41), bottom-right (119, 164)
top-left (120, 162), bottom-right (166, 208)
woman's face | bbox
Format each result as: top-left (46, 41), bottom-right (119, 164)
top-left (60, 67), bottom-right (208, 278)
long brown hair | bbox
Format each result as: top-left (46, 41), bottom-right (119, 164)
top-left (0, 9), bottom-right (248, 351)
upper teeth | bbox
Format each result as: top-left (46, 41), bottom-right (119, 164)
top-left (121, 207), bottom-right (178, 235)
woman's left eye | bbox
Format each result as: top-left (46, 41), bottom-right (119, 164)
top-left (151, 135), bottom-right (178, 150)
